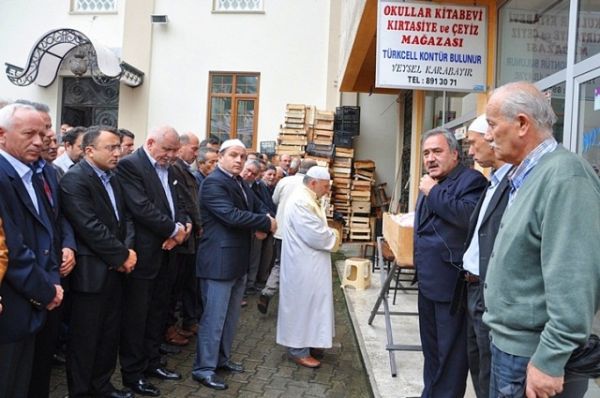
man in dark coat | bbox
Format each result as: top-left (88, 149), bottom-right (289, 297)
top-left (191, 139), bottom-right (276, 391)
top-left (414, 128), bottom-right (487, 398)
top-left (61, 126), bottom-right (136, 398)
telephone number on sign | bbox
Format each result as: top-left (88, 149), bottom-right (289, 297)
top-left (406, 75), bottom-right (458, 86)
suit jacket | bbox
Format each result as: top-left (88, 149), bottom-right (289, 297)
top-left (116, 148), bottom-right (188, 279)
top-left (463, 167), bottom-right (512, 282)
top-left (196, 167), bottom-right (271, 280)
top-left (0, 217), bottom-right (7, 284)
top-left (171, 158), bottom-right (202, 254)
top-left (60, 160), bottom-right (135, 293)
top-left (414, 163), bottom-right (487, 302)
top-left (250, 180), bottom-right (277, 216)
top-left (0, 156), bottom-right (58, 343)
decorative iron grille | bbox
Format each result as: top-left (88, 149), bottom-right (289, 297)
top-left (72, 0), bottom-right (117, 13)
top-left (213, 0), bottom-right (264, 13)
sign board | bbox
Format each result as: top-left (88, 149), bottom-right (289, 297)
top-left (376, 1), bottom-right (487, 92)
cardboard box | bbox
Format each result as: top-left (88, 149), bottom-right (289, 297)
top-left (382, 212), bottom-right (414, 266)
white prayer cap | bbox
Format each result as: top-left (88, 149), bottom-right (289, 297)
top-left (305, 166), bottom-right (331, 180)
top-left (468, 114), bottom-right (488, 134)
top-left (219, 138), bottom-right (246, 152)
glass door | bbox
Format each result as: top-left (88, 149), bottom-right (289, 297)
top-left (576, 69), bottom-right (600, 171)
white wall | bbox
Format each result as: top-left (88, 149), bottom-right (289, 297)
top-left (148, 0), bottom-right (333, 145)
top-left (0, 0), bottom-right (125, 127)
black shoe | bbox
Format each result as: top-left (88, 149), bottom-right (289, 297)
top-left (101, 388), bottom-right (135, 398)
top-left (192, 374), bottom-right (228, 390)
top-left (52, 352), bottom-right (67, 366)
top-left (257, 294), bottom-right (270, 314)
top-left (159, 343), bottom-right (181, 355)
top-left (145, 366), bottom-right (182, 380)
top-left (218, 361), bottom-right (244, 373)
top-left (123, 379), bottom-right (160, 397)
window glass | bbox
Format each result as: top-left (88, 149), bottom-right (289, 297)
top-left (422, 91), bottom-right (477, 131)
top-left (211, 75), bottom-right (233, 94)
top-left (576, 1), bottom-right (600, 63)
top-left (497, 0), bottom-right (569, 85)
top-left (577, 76), bottom-right (600, 170)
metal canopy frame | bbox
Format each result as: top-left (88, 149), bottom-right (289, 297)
top-left (5, 28), bottom-right (143, 88)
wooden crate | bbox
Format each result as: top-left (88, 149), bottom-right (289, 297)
top-left (278, 135), bottom-right (308, 146)
top-left (335, 147), bottom-right (355, 158)
top-left (351, 200), bottom-right (371, 214)
top-left (314, 119), bottom-right (334, 131)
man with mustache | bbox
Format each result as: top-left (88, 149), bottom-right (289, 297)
top-left (414, 128), bottom-right (487, 398)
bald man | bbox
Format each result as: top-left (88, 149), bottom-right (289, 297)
top-left (116, 126), bottom-right (191, 397)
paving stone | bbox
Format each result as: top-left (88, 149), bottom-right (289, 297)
top-left (48, 264), bottom-right (373, 397)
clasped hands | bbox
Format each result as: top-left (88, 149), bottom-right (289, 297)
top-left (162, 223), bottom-right (192, 251)
top-left (255, 214), bottom-right (277, 240)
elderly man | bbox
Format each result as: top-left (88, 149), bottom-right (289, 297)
top-left (414, 128), bottom-right (487, 398)
top-left (117, 126), bottom-right (190, 397)
top-left (279, 154), bottom-right (291, 176)
top-left (60, 126), bottom-right (136, 398)
top-left (483, 82), bottom-right (600, 398)
top-left (192, 139), bottom-right (276, 391)
top-left (257, 159), bottom-right (317, 314)
top-left (460, 114), bottom-right (512, 398)
top-left (119, 128), bottom-right (136, 156)
top-left (276, 166), bottom-right (340, 368)
top-left (195, 147), bottom-right (218, 185)
top-left (0, 103), bottom-right (63, 397)
top-left (54, 126), bottom-right (86, 173)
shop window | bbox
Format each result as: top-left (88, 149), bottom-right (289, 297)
top-left (71, 0), bottom-right (117, 13)
top-left (422, 91), bottom-right (477, 131)
top-left (207, 72), bottom-right (259, 149)
top-left (544, 82), bottom-right (566, 143)
top-left (213, 0), bottom-right (264, 13)
top-left (577, 76), bottom-right (600, 169)
top-left (497, 0), bottom-right (569, 85)
top-left (576, 1), bottom-right (600, 63)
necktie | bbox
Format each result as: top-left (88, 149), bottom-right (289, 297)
top-left (40, 174), bottom-right (54, 207)
top-left (234, 176), bottom-right (249, 206)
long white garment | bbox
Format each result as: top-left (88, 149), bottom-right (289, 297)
top-left (276, 185), bottom-right (340, 349)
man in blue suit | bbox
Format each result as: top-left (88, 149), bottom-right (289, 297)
top-left (414, 128), bottom-right (487, 398)
top-left (192, 139), bottom-right (276, 391)
top-left (0, 103), bottom-right (63, 397)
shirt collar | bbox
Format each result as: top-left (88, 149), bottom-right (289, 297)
top-left (85, 158), bottom-right (113, 182)
top-left (218, 164), bottom-right (235, 178)
top-left (143, 146), bottom-right (160, 169)
top-left (490, 163), bottom-right (512, 188)
top-left (509, 137), bottom-right (557, 192)
top-left (0, 149), bottom-right (34, 180)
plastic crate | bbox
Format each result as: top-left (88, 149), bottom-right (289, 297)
top-left (334, 120), bottom-right (360, 135)
top-left (306, 142), bottom-right (335, 158)
top-left (334, 106), bottom-right (360, 135)
top-left (336, 106), bottom-right (360, 118)
top-left (334, 134), bottom-right (354, 148)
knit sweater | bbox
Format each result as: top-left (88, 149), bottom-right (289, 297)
top-left (483, 146), bottom-right (600, 376)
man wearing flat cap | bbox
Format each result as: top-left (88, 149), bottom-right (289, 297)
top-left (276, 166), bottom-right (340, 369)
top-left (460, 114), bottom-right (512, 398)
top-left (192, 139), bottom-right (276, 391)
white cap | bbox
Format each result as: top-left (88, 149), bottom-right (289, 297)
top-left (468, 114), bottom-right (488, 134)
top-left (219, 138), bottom-right (246, 152)
top-left (305, 166), bottom-right (331, 180)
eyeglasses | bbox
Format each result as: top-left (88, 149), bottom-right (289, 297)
top-left (90, 144), bottom-right (122, 153)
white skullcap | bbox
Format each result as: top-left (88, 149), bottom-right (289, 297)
top-left (305, 166), bottom-right (331, 180)
top-left (219, 138), bottom-right (246, 152)
top-left (468, 114), bottom-right (488, 134)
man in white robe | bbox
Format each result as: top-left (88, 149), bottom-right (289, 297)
top-left (276, 166), bottom-right (340, 368)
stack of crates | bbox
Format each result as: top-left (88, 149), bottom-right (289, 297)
top-left (333, 106), bottom-right (360, 148)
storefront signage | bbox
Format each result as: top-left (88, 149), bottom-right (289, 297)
top-left (376, 1), bottom-right (487, 92)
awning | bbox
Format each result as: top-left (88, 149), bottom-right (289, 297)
top-left (5, 28), bottom-right (143, 88)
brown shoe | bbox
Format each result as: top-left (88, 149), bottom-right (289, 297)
top-left (164, 326), bottom-right (189, 346)
top-left (290, 355), bottom-right (321, 368)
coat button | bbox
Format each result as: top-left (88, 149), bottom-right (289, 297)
top-left (484, 307), bottom-right (488, 312)
top-left (484, 283), bottom-right (488, 289)
top-left (490, 252), bottom-right (494, 258)
top-left (43, 249), bottom-right (50, 255)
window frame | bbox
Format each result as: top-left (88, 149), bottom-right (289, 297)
top-left (206, 71), bottom-right (260, 150)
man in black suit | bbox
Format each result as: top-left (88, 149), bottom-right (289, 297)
top-left (167, 132), bottom-right (203, 340)
top-left (0, 103), bottom-right (63, 397)
top-left (194, 146), bottom-right (218, 186)
top-left (117, 126), bottom-right (191, 397)
top-left (414, 128), bottom-right (487, 398)
top-left (61, 126), bottom-right (137, 398)
top-left (192, 139), bottom-right (276, 391)
top-left (460, 115), bottom-right (512, 398)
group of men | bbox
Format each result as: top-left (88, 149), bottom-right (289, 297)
top-left (0, 96), bottom-right (342, 398)
top-left (414, 81), bottom-right (600, 398)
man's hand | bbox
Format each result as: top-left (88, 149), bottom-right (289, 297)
top-left (46, 284), bottom-right (64, 310)
top-left (526, 363), bottom-right (564, 398)
top-left (255, 231), bottom-right (267, 240)
top-left (162, 238), bottom-right (178, 251)
top-left (173, 224), bottom-right (187, 244)
top-left (59, 247), bottom-right (76, 277)
top-left (268, 214), bottom-right (277, 234)
top-left (184, 223), bottom-right (192, 240)
top-left (119, 249), bottom-right (137, 273)
top-left (419, 174), bottom-right (438, 196)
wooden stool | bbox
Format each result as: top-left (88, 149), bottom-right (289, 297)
top-left (341, 257), bottom-right (371, 290)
